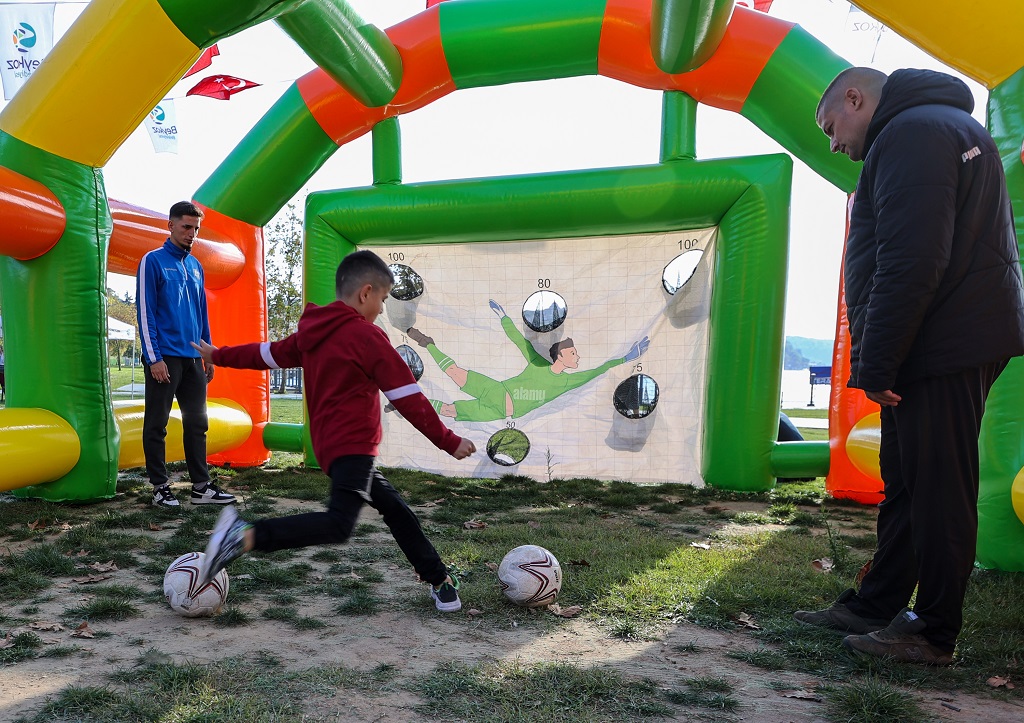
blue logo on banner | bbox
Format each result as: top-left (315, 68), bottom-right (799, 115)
top-left (12, 23), bottom-right (36, 53)
top-left (150, 105), bottom-right (166, 124)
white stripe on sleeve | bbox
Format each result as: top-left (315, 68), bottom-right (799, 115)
top-left (383, 382), bottom-right (421, 401)
top-left (138, 253), bottom-right (158, 364)
top-left (259, 342), bottom-right (281, 369)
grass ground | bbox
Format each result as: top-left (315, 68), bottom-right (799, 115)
top-left (1, 400), bottom-right (1021, 721)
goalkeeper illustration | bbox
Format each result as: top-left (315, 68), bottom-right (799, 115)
top-left (401, 299), bottom-right (649, 423)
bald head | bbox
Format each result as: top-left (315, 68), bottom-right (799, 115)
top-left (816, 67), bottom-right (888, 121)
top-left (815, 67), bottom-right (888, 162)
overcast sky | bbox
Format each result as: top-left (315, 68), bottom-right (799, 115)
top-left (12, 0), bottom-right (987, 340)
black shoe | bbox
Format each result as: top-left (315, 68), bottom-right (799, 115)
top-left (200, 506), bottom-right (251, 586)
top-left (430, 574), bottom-right (462, 612)
top-left (191, 483), bottom-right (236, 505)
top-left (794, 588), bottom-right (889, 634)
top-left (843, 609), bottom-right (953, 665)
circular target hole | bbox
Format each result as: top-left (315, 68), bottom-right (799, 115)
top-left (522, 291), bottom-right (567, 332)
top-left (486, 428), bottom-right (531, 466)
top-left (613, 374), bottom-right (660, 419)
top-left (662, 250), bottom-right (703, 295)
top-left (396, 344), bottom-right (424, 381)
top-left (389, 263), bottom-right (424, 301)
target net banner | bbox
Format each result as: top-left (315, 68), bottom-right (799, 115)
top-left (366, 227), bottom-right (716, 484)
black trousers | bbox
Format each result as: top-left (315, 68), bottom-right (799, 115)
top-left (143, 356), bottom-right (210, 488)
top-left (846, 360), bottom-right (1007, 651)
top-left (252, 455), bottom-right (449, 586)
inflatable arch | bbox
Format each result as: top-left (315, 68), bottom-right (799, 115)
top-left (0, 0), bottom-right (1022, 570)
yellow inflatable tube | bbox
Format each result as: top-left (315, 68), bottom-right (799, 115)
top-left (115, 398), bottom-right (252, 469)
top-left (846, 411), bottom-right (882, 482)
top-left (0, 408), bottom-right (81, 491)
top-left (1012, 467), bottom-right (1024, 526)
top-left (0, 400), bottom-right (251, 491)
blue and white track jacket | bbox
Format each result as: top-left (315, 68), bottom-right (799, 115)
top-left (136, 239), bottom-right (211, 364)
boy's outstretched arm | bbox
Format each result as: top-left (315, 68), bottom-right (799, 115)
top-left (192, 336), bottom-right (302, 371)
top-left (452, 437), bottom-right (476, 459)
top-left (190, 340), bottom-right (217, 365)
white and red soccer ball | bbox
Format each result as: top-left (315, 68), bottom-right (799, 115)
top-left (497, 545), bottom-right (562, 607)
top-left (163, 551), bottom-right (229, 617)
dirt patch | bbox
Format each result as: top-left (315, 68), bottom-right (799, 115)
top-left (2, 493), bottom-right (1022, 722)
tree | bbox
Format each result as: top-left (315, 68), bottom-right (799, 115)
top-left (266, 201), bottom-right (304, 392)
top-left (783, 339), bottom-right (810, 371)
top-left (106, 287), bottom-right (138, 370)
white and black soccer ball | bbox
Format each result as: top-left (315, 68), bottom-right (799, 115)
top-left (497, 545), bottom-right (562, 607)
top-left (164, 551), bottom-right (229, 617)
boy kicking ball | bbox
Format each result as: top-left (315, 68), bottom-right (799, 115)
top-left (193, 250), bottom-right (475, 611)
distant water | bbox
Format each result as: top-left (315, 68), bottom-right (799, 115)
top-left (780, 368), bottom-right (831, 410)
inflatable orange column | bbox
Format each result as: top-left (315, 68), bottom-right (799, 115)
top-left (198, 203), bottom-right (271, 467)
top-left (827, 195), bottom-right (883, 504)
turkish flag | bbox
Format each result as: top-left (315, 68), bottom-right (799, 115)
top-left (426, 0), bottom-right (446, 7)
top-left (186, 74), bottom-right (261, 100)
top-left (184, 45), bottom-right (219, 78)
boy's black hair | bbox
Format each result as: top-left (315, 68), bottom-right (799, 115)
top-left (169, 201), bottom-right (204, 220)
top-left (549, 338), bottom-right (575, 362)
top-left (336, 250), bottom-right (395, 298)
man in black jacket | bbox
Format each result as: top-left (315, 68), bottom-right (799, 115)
top-left (794, 67), bottom-right (1024, 664)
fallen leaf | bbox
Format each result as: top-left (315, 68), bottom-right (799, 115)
top-left (855, 559), bottom-right (872, 586)
top-left (28, 621), bottom-right (65, 632)
top-left (463, 520), bottom-right (487, 530)
top-left (88, 561), bottom-right (118, 573)
top-left (988, 676), bottom-right (1015, 689)
top-left (548, 604), bottom-right (583, 618)
top-left (484, 562), bottom-right (498, 572)
top-left (569, 559), bottom-right (591, 567)
top-left (27, 519), bottom-right (48, 530)
top-left (70, 575), bottom-right (111, 584)
top-left (732, 612), bottom-right (761, 630)
top-left (148, 523), bottom-right (163, 531)
top-left (690, 542), bottom-right (711, 550)
top-left (466, 608), bottom-right (484, 616)
top-left (70, 621), bottom-right (95, 639)
top-left (811, 558), bottom-right (834, 573)
top-left (0, 632), bottom-right (15, 649)
top-left (782, 689), bottom-right (823, 702)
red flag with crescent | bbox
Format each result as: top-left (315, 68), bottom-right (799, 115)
top-left (186, 75), bottom-right (261, 100)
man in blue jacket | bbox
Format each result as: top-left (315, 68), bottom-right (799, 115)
top-left (137, 201), bottom-right (235, 508)
top-left (795, 68), bottom-right (1024, 664)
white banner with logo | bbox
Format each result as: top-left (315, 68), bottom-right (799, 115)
top-left (144, 98), bottom-right (179, 154)
top-left (0, 3), bottom-right (55, 100)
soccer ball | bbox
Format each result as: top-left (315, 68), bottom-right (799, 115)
top-left (497, 545), bottom-right (562, 607)
top-left (164, 552), bottom-right (229, 617)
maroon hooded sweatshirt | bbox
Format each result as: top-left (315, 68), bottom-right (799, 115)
top-left (212, 301), bottom-right (461, 469)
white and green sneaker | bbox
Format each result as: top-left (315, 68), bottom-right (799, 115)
top-left (430, 574), bottom-right (462, 612)
top-left (200, 505), bottom-right (250, 586)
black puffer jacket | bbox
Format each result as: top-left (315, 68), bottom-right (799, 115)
top-left (845, 69), bottom-right (1024, 391)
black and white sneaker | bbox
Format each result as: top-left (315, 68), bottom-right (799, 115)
top-left (190, 483), bottom-right (236, 505)
top-left (152, 485), bottom-right (180, 508)
top-left (200, 505), bottom-right (251, 586)
top-left (430, 574), bottom-right (462, 612)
